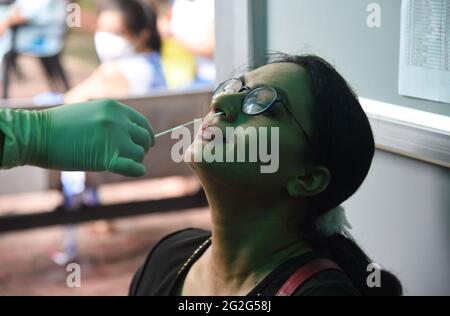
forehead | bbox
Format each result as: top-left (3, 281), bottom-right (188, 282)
top-left (248, 63), bottom-right (304, 83)
top-left (246, 62), bottom-right (315, 132)
top-left (97, 10), bottom-right (126, 33)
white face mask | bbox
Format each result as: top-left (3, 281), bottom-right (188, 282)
top-left (94, 32), bottom-right (135, 63)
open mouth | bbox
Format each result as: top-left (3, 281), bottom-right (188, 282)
top-left (200, 117), bottom-right (223, 142)
top-left (200, 120), bottom-right (228, 143)
top-left (201, 127), bottom-right (217, 141)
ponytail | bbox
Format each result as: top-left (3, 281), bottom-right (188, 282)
top-left (303, 223), bottom-right (403, 296)
top-left (269, 53), bottom-right (403, 295)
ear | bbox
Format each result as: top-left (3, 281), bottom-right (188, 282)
top-left (286, 166), bottom-right (331, 198)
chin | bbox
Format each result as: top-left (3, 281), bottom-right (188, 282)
top-left (184, 132), bottom-right (283, 187)
top-left (185, 147), bottom-right (266, 192)
top-left (184, 141), bottom-right (221, 174)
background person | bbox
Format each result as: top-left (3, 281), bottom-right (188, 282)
top-left (0, 0), bottom-right (67, 61)
top-left (65, 0), bottom-right (166, 103)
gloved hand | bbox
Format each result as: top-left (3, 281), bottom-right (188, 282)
top-left (0, 99), bottom-right (154, 177)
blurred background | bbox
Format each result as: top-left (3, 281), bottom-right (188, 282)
top-left (0, 0), bottom-right (449, 296)
top-left (0, 0), bottom-right (215, 295)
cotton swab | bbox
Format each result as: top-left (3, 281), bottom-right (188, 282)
top-left (154, 112), bottom-right (224, 139)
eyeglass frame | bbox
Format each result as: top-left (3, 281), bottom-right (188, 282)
top-left (212, 78), bottom-right (321, 160)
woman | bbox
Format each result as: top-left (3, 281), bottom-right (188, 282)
top-left (65, 0), bottom-right (166, 103)
top-left (130, 54), bottom-right (402, 296)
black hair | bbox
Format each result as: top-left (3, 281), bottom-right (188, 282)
top-left (99, 0), bottom-right (162, 52)
top-left (270, 53), bottom-right (402, 296)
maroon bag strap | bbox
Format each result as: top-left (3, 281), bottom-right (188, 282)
top-left (276, 258), bottom-right (344, 296)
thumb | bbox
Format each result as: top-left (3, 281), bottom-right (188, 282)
top-left (108, 156), bottom-right (146, 177)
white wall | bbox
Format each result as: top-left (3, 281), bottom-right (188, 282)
top-left (267, 0), bottom-right (450, 116)
top-left (344, 150), bottom-right (450, 296)
top-left (214, 0), bottom-right (251, 83)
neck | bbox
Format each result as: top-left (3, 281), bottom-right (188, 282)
top-left (136, 46), bottom-right (153, 54)
top-left (200, 178), bottom-right (311, 292)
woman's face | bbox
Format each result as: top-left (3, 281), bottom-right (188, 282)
top-left (97, 10), bottom-right (131, 40)
top-left (96, 10), bottom-right (149, 52)
top-left (186, 62), bottom-right (319, 196)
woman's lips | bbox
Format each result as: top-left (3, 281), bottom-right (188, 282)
top-left (200, 120), bottom-right (224, 142)
top-left (201, 127), bottom-right (217, 141)
top-left (201, 119), bottom-right (217, 131)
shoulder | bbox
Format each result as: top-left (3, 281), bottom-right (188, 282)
top-left (113, 54), bottom-right (160, 94)
top-left (95, 62), bottom-right (124, 81)
top-left (114, 54), bottom-right (159, 74)
top-left (293, 269), bottom-right (361, 296)
top-left (145, 228), bottom-right (211, 260)
top-left (114, 54), bottom-right (151, 67)
top-left (129, 228), bottom-right (211, 295)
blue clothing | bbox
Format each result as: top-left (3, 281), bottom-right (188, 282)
top-left (115, 51), bottom-right (166, 96)
top-left (9, 0), bottom-right (66, 57)
top-left (147, 52), bottom-right (166, 90)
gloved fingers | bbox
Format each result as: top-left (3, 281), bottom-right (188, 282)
top-left (129, 123), bottom-right (152, 152)
top-left (109, 156), bottom-right (146, 177)
top-left (122, 143), bottom-right (146, 163)
top-left (125, 106), bottom-right (151, 133)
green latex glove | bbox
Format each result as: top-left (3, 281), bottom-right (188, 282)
top-left (0, 99), bottom-right (154, 177)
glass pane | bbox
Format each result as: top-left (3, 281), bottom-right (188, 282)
top-left (243, 88), bottom-right (275, 114)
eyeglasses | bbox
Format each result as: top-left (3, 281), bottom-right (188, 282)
top-left (212, 78), bottom-right (320, 159)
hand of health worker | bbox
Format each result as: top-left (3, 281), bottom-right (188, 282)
top-left (0, 99), bottom-right (154, 177)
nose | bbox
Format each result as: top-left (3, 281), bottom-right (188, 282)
top-left (211, 93), bottom-right (243, 122)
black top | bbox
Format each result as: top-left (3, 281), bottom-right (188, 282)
top-left (129, 228), bottom-right (360, 296)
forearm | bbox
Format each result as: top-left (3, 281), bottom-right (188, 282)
top-left (0, 10), bottom-right (26, 35)
top-left (2, 9), bottom-right (27, 28)
top-left (0, 129), bottom-right (4, 168)
top-left (0, 108), bottom-right (47, 169)
top-left (65, 66), bottom-right (129, 103)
